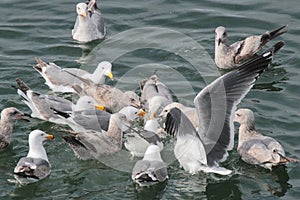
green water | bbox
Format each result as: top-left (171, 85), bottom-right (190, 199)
top-left (0, 0), bottom-right (299, 199)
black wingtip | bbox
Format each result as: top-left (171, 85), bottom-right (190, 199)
top-left (272, 41), bottom-right (285, 55)
top-left (164, 107), bottom-right (181, 136)
top-left (62, 135), bottom-right (87, 149)
top-left (269, 25), bottom-right (288, 40)
top-left (15, 78), bottom-right (30, 93)
top-left (236, 40), bottom-right (284, 74)
top-left (50, 107), bottom-right (70, 118)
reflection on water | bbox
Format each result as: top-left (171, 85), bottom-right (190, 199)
top-left (133, 181), bottom-right (168, 200)
top-left (269, 166), bottom-right (291, 197)
top-left (253, 65), bottom-right (288, 92)
top-left (235, 159), bottom-right (292, 198)
top-left (206, 179), bottom-right (242, 200)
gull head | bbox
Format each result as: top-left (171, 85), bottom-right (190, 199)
top-left (27, 130), bottom-right (54, 161)
top-left (29, 130), bottom-right (54, 145)
top-left (111, 113), bottom-right (131, 131)
top-left (74, 96), bottom-right (99, 111)
top-left (1, 107), bottom-right (29, 122)
top-left (119, 106), bottom-right (146, 121)
top-left (76, 3), bottom-right (88, 17)
top-left (123, 91), bottom-right (140, 108)
top-left (160, 102), bottom-right (183, 118)
top-left (97, 61), bottom-right (114, 80)
top-left (233, 108), bottom-right (255, 125)
top-left (215, 26), bottom-right (227, 45)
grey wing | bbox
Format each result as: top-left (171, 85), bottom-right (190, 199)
top-left (140, 130), bottom-right (162, 145)
top-left (150, 161), bottom-right (168, 182)
top-left (156, 81), bottom-right (173, 103)
top-left (62, 135), bottom-right (94, 160)
top-left (132, 160), bottom-right (168, 183)
top-left (64, 68), bottom-right (89, 77)
top-left (264, 136), bottom-right (285, 154)
top-left (91, 11), bottom-right (105, 36)
top-left (43, 94), bottom-right (73, 112)
top-left (44, 63), bottom-right (82, 86)
top-left (132, 160), bottom-right (150, 178)
top-left (195, 48), bottom-right (274, 166)
top-left (238, 138), bottom-right (274, 165)
top-left (72, 109), bottom-right (111, 131)
top-left (141, 80), bottom-right (159, 102)
top-left (30, 93), bottom-right (70, 119)
top-left (88, 0), bottom-right (105, 35)
top-left (14, 157), bottom-right (51, 180)
top-left (75, 131), bottom-right (120, 158)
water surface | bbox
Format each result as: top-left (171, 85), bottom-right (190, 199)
top-left (0, 0), bottom-right (299, 199)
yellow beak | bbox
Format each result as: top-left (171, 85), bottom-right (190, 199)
top-left (106, 72), bottom-right (114, 81)
top-left (81, 12), bottom-right (87, 17)
top-left (95, 105), bottom-right (105, 111)
top-left (137, 109), bottom-right (146, 117)
top-left (46, 134), bottom-right (55, 140)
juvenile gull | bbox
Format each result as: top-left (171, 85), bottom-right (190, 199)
top-left (164, 42), bottom-right (284, 175)
top-left (234, 108), bottom-right (299, 170)
top-left (72, 0), bottom-right (106, 43)
top-left (0, 107), bottom-right (29, 150)
top-left (125, 119), bottom-right (163, 157)
top-left (140, 74), bottom-right (173, 119)
top-left (34, 57), bottom-right (113, 93)
top-left (132, 144), bottom-right (168, 186)
top-left (62, 113), bottom-right (130, 160)
top-left (14, 130), bottom-right (54, 185)
top-left (215, 25), bottom-right (287, 69)
top-left (14, 78), bottom-right (102, 125)
top-left (68, 72), bottom-right (140, 113)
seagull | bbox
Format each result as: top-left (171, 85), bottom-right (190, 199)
top-left (234, 108), bottom-right (299, 170)
top-left (62, 113), bottom-right (131, 160)
top-left (140, 74), bottom-right (173, 119)
top-left (53, 105), bottom-right (145, 132)
top-left (164, 42), bottom-right (284, 175)
top-left (132, 144), bottom-right (168, 186)
top-left (0, 107), bottom-right (29, 150)
top-left (34, 57), bottom-right (113, 93)
top-left (66, 71), bottom-right (140, 113)
top-left (72, 0), bottom-right (106, 43)
top-left (124, 119), bottom-right (164, 157)
top-left (215, 25), bottom-right (287, 69)
top-left (14, 130), bottom-right (54, 185)
top-left (14, 78), bottom-right (103, 124)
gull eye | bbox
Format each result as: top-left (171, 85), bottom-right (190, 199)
top-left (130, 98), bottom-right (135, 102)
top-left (40, 133), bottom-right (44, 136)
top-left (236, 113), bottom-right (241, 117)
top-left (12, 110), bottom-right (18, 115)
top-left (88, 101), bottom-right (91, 104)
